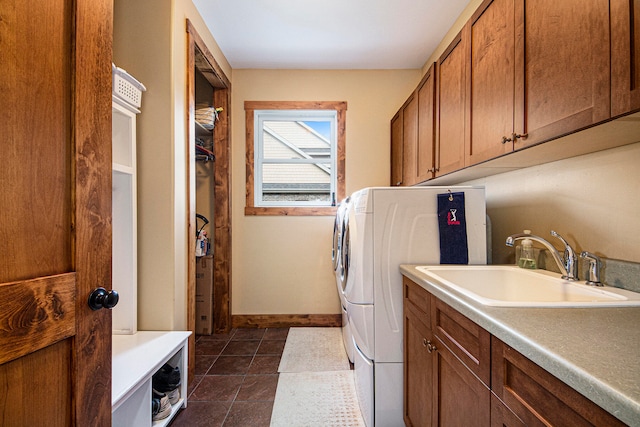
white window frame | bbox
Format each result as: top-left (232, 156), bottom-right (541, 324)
top-left (254, 109), bottom-right (338, 208)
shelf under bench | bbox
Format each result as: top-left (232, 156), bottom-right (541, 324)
top-left (112, 331), bottom-right (191, 427)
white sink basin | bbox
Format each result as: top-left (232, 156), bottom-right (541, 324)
top-left (415, 265), bottom-right (640, 307)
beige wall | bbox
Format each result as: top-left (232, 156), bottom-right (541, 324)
top-left (231, 69), bottom-right (421, 314)
top-left (467, 142), bottom-right (640, 266)
top-left (114, 0), bottom-right (231, 330)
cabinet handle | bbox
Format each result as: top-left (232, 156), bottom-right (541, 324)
top-left (512, 132), bottom-right (528, 142)
top-left (423, 338), bottom-right (437, 353)
top-left (501, 136), bottom-right (513, 144)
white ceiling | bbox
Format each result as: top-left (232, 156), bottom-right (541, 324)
top-left (192, 0), bottom-right (470, 69)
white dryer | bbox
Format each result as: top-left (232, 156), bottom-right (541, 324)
top-left (343, 187), bottom-right (487, 427)
top-left (332, 197), bottom-right (355, 363)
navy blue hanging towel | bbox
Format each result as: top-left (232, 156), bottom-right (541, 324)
top-left (437, 191), bottom-right (469, 264)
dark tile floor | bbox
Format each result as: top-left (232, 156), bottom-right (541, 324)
top-left (171, 328), bottom-right (289, 427)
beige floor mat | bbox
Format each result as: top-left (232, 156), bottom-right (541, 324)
top-left (278, 327), bottom-right (350, 373)
top-left (270, 370), bottom-right (365, 427)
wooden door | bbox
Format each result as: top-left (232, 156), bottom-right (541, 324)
top-left (611, 0), bottom-right (640, 116)
top-left (402, 94), bottom-right (419, 186)
top-left (390, 110), bottom-right (404, 186)
top-left (515, 0), bottom-right (610, 148)
top-left (0, 0), bottom-right (113, 425)
top-left (416, 64), bottom-right (436, 183)
top-left (436, 29), bottom-right (468, 176)
top-left (466, 0), bottom-right (516, 166)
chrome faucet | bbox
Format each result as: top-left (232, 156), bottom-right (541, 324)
top-left (506, 230), bottom-right (579, 281)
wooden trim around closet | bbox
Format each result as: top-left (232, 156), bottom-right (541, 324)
top-left (186, 20), bottom-right (232, 385)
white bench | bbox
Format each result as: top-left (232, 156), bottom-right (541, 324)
top-left (112, 331), bottom-right (191, 426)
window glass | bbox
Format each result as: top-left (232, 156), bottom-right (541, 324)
top-left (256, 112), bottom-right (336, 207)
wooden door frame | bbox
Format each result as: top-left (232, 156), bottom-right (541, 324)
top-left (186, 20), bottom-right (232, 381)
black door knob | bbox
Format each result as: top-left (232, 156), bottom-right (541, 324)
top-left (88, 287), bottom-right (119, 310)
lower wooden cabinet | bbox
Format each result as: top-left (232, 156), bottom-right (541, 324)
top-left (404, 277), bottom-right (490, 426)
top-left (490, 394), bottom-right (526, 427)
top-left (492, 337), bottom-right (625, 427)
top-left (404, 296), bottom-right (433, 426)
top-left (433, 334), bottom-right (490, 426)
top-left (403, 276), bottom-right (626, 427)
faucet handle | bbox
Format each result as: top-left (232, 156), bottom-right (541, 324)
top-left (580, 251), bottom-right (603, 286)
top-left (550, 230), bottom-right (578, 280)
top-left (550, 230), bottom-right (572, 254)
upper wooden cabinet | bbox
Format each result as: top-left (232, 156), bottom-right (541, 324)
top-left (436, 30), bottom-right (468, 176)
top-left (390, 109), bottom-right (404, 186)
top-left (393, 0), bottom-right (636, 181)
top-left (611, 0), bottom-right (640, 116)
top-left (402, 94), bottom-right (419, 186)
top-left (467, 0), bottom-right (611, 165)
top-left (391, 65), bottom-right (437, 187)
top-left (516, 0), bottom-right (611, 148)
top-left (466, 0), bottom-right (517, 166)
top-left (416, 64), bottom-right (437, 183)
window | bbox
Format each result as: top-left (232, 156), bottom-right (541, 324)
top-left (245, 101), bottom-right (346, 216)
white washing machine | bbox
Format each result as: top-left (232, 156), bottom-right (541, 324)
top-left (343, 187), bottom-right (487, 426)
top-left (332, 197), bottom-right (355, 363)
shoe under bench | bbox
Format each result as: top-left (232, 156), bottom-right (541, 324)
top-left (112, 331), bottom-right (191, 426)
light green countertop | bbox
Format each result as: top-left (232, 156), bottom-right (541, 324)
top-left (401, 264), bottom-right (640, 426)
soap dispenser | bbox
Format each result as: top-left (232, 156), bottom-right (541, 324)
top-left (518, 230), bottom-right (537, 269)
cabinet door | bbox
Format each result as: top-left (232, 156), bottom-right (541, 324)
top-left (403, 94), bottom-right (419, 186)
top-left (433, 335), bottom-right (491, 426)
top-left (404, 303), bottom-right (433, 427)
top-left (390, 110), bottom-right (404, 186)
top-left (466, 0), bottom-right (516, 166)
top-left (436, 29), bottom-right (468, 176)
top-left (515, 0), bottom-right (611, 148)
top-left (416, 64), bottom-right (436, 183)
top-left (490, 394), bottom-right (525, 427)
top-left (492, 337), bottom-right (626, 427)
top-left (611, 0), bottom-right (640, 116)
top-left (431, 295), bottom-right (491, 385)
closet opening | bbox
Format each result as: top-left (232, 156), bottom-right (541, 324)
top-left (186, 20), bottom-right (231, 384)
